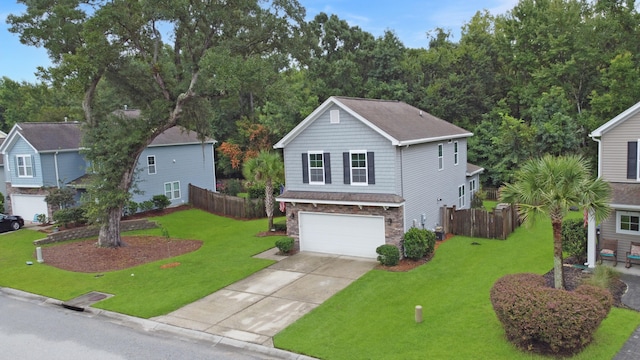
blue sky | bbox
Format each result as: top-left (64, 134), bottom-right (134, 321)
top-left (0, 0), bottom-right (518, 83)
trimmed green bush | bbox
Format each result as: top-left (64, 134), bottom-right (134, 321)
top-left (562, 218), bottom-right (588, 263)
top-left (273, 221), bottom-right (287, 232)
top-left (152, 194), bottom-right (171, 210)
top-left (376, 244), bottom-right (399, 266)
top-left (275, 237), bottom-right (294, 254)
top-left (139, 200), bottom-right (154, 212)
top-left (53, 207), bottom-right (87, 227)
top-left (123, 200), bottom-right (139, 216)
top-left (490, 273), bottom-right (611, 356)
top-left (403, 227), bottom-right (435, 260)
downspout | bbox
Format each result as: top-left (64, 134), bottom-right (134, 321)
top-left (54, 151), bottom-right (60, 188)
top-left (586, 136), bottom-right (602, 268)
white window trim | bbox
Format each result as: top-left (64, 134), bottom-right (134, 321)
top-left (16, 154), bottom-right (33, 178)
top-left (617, 210), bottom-right (640, 235)
top-left (330, 109), bottom-right (340, 124)
top-left (164, 181), bottom-right (181, 200)
top-left (438, 144), bottom-right (444, 171)
top-left (308, 151), bottom-right (325, 185)
top-left (458, 184), bottom-right (465, 208)
top-left (147, 155), bottom-right (156, 175)
top-left (350, 150), bottom-right (368, 186)
top-left (454, 141), bottom-right (459, 166)
top-left (636, 139), bottom-right (640, 180)
top-left (469, 179), bottom-right (476, 194)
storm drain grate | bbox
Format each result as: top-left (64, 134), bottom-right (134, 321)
top-left (62, 291), bottom-right (114, 312)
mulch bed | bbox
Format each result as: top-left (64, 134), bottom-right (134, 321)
top-left (39, 235), bottom-right (202, 273)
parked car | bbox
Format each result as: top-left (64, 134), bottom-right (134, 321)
top-left (0, 214), bottom-right (24, 232)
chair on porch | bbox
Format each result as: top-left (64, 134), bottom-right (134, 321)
top-left (598, 239), bottom-right (618, 267)
top-left (625, 241), bottom-right (640, 268)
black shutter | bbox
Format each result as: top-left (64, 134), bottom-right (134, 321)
top-left (324, 152), bottom-right (331, 184)
top-left (302, 153), bottom-right (309, 184)
top-left (628, 141), bottom-right (638, 179)
top-left (367, 151), bottom-right (375, 184)
top-left (343, 152), bottom-right (350, 184)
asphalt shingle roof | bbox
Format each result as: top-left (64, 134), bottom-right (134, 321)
top-left (333, 96), bottom-right (472, 143)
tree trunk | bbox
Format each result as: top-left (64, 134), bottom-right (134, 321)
top-left (552, 219), bottom-right (565, 289)
top-left (265, 179), bottom-right (274, 230)
top-left (97, 207), bottom-right (124, 248)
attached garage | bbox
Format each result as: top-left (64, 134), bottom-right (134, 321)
top-left (299, 212), bottom-right (386, 258)
top-left (11, 194), bottom-right (47, 222)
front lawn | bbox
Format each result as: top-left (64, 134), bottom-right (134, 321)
top-left (0, 209), bottom-right (285, 318)
top-left (274, 219), bottom-right (640, 359)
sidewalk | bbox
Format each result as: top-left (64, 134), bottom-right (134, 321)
top-left (614, 268), bottom-right (640, 360)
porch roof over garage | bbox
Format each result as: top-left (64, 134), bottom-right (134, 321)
top-left (277, 190), bottom-right (405, 208)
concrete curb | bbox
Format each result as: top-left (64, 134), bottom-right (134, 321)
top-left (0, 287), bottom-right (317, 360)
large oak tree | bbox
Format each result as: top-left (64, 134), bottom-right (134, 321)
top-left (8, 0), bottom-right (304, 247)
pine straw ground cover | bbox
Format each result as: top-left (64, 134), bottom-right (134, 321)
top-left (274, 217), bottom-right (640, 360)
top-left (0, 209), bottom-right (287, 318)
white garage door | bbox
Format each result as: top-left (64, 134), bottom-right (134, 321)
top-left (11, 195), bottom-right (48, 222)
top-left (299, 212), bottom-right (385, 258)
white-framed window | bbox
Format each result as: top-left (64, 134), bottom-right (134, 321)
top-left (454, 141), bottom-right (459, 165)
top-left (458, 184), bottom-right (465, 208)
top-left (330, 109), bottom-right (340, 124)
top-left (469, 179), bottom-right (477, 194)
top-left (350, 151), bottom-right (368, 185)
top-left (617, 211), bottom-right (640, 235)
top-left (147, 155), bottom-right (156, 175)
top-left (164, 181), bottom-right (181, 200)
top-left (308, 152), bottom-right (325, 184)
top-left (438, 144), bottom-right (443, 171)
top-left (16, 155), bottom-right (33, 177)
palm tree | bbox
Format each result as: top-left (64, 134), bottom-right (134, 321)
top-left (500, 155), bottom-right (611, 289)
top-left (242, 150), bottom-right (285, 231)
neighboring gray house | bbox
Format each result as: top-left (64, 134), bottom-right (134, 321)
top-left (275, 96), bottom-right (483, 258)
top-left (0, 130), bottom-right (8, 197)
top-left (0, 121), bottom-right (216, 221)
top-left (587, 101), bottom-right (640, 267)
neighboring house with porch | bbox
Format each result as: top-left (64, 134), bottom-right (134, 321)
top-left (588, 100), bottom-right (640, 267)
top-left (0, 121), bottom-right (216, 221)
top-left (274, 96), bottom-right (483, 258)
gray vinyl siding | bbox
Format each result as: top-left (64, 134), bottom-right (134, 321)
top-left (38, 152), bottom-right (87, 187)
top-left (400, 139), bottom-right (468, 231)
top-left (600, 114), bottom-right (640, 182)
top-left (132, 143), bottom-right (216, 207)
top-left (283, 105), bottom-right (396, 194)
top-left (599, 209), bottom-right (640, 263)
top-left (0, 164), bottom-right (5, 196)
top-left (6, 138), bottom-right (42, 187)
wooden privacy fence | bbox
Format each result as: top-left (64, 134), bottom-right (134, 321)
top-left (442, 203), bottom-right (519, 240)
top-left (189, 184), bottom-right (280, 219)
top-left (484, 187), bottom-right (499, 201)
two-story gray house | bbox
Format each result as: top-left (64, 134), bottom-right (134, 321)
top-left (588, 101), bottom-right (640, 267)
top-left (275, 96), bottom-right (483, 258)
top-left (0, 121), bottom-right (216, 221)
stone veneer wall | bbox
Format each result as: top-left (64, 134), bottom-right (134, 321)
top-left (33, 219), bottom-right (158, 245)
top-left (285, 203), bottom-right (404, 251)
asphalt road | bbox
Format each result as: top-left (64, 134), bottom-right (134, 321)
top-left (0, 292), bottom-right (292, 360)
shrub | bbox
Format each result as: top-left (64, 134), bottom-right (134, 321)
top-left (562, 218), bottom-right (588, 263)
top-left (152, 194), bottom-right (171, 210)
top-left (376, 244), bottom-right (399, 266)
top-left (275, 237), bottom-right (294, 254)
top-left (123, 200), bottom-right (139, 216)
top-left (583, 265), bottom-right (622, 289)
top-left (36, 213), bottom-right (48, 224)
top-left (273, 221), bottom-right (287, 232)
top-left (403, 227), bottom-right (431, 260)
top-left (139, 200), bottom-right (154, 212)
top-left (52, 207), bottom-right (87, 227)
top-left (221, 178), bottom-right (243, 196)
top-left (247, 183), bottom-right (266, 199)
top-left (490, 273), bottom-right (611, 356)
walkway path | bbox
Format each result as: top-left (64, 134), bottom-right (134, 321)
top-left (614, 273), bottom-right (640, 360)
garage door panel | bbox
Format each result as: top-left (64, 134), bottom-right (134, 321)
top-left (299, 212), bottom-right (385, 258)
top-left (12, 195), bottom-right (48, 222)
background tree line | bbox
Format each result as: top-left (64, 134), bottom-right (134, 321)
top-left (3, 0), bottom-right (640, 188)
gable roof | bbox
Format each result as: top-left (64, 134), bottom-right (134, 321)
top-left (466, 163), bottom-right (484, 177)
top-left (0, 122), bottom-right (215, 155)
top-left (590, 100), bottom-right (640, 137)
top-left (0, 122), bottom-right (83, 154)
top-left (274, 96), bottom-right (472, 148)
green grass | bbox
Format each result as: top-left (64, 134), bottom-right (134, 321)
top-left (0, 209), bottom-right (286, 318)
top-left (274, 218), bottom-right (640, 359)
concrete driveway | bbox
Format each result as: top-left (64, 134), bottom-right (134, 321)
top-left (152, 250), bottom-right (377, 347)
